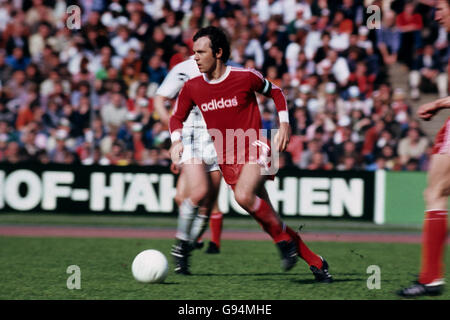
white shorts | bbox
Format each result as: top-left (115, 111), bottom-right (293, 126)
top-left (180, 127), bottom-right (220, 172)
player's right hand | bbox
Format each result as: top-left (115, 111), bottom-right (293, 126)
top-left (169, 140), bottom-right (183, 165)
top-left (170, 162), bottom-right (180, 174)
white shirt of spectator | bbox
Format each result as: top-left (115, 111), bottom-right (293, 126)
top-left (0, 4), bottom-right (11, 32)
top-left (155, 57), bottom-right (206, 129)
top-left (253, 0), bottom-right (284, 23)
top-left (285, 42), bottom-right (301, 76)
top-left (143, 0), bottom-right (165, 20)
top-left (304, 29), bottom-right (323, 60)
top-left (244, 39), bottom-right (265, 70)
top-left (110, 35), bottom-right (141, 58)
top-left (329, 31), bottom-right (350, 52)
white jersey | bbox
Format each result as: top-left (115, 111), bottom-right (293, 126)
top-left (155, 58), bottom-right (206, 129)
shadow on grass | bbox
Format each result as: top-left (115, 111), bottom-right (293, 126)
top-left (188, 272), bottom-right (302, 277)
top-left (294, 278), bottom-right (364, 285)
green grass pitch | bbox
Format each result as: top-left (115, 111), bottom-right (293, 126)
top-left (0, 236), bottom-right (449, 300)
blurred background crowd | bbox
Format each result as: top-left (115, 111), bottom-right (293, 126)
top-left (0, 0), bottom-right (448, 171)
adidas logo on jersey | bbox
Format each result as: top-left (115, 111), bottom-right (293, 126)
top-left (200, 96), bottom-right (238, 112)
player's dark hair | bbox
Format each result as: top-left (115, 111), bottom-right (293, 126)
top-left (193, 26), bottom-right (231, 63)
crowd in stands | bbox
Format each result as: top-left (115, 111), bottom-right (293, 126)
top-left (0, 0), bottom-right (448, 171)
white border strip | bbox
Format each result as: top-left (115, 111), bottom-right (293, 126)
top-left (374, 170), bottom-right (386, 225)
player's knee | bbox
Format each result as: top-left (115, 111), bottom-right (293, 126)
top-left (174, 193), bottom-right (184, 207)
top-left (424, 183), bottom-right (448, 205)
top-left (189, 185), bottom-right (208, 205)
top-left (234, 191), bottom-right (254, 211)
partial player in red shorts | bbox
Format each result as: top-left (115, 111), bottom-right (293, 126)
top-left (398, 2), bottom-right (450, 295)
top-left (398, 0), bottom-right (450, 298)
top-left (170, 26), bottom-right (332, 282)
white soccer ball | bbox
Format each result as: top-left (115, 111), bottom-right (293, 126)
top-left (131, 249), bottom-right (169, 283)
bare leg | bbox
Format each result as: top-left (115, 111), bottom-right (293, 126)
top-left (419, 154), bottom-right (450, 284)
top-left (424, 154), bottom-right (450, 211)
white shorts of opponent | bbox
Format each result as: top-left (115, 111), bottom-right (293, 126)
top-left (180, 127), bottom-right (220, 172)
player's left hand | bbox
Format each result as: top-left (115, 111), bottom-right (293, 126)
top-left (274, 122), bottom-right (290, 152)
top-left (417, 101), bottom-right (440, 121)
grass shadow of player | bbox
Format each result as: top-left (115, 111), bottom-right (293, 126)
top-left (293, 277), bottom-right (364, 285)
top-left (192, 272), bottom-right (301, 277)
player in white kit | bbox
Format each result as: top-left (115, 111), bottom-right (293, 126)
top-left (154, 58), bottom-right (223, 274)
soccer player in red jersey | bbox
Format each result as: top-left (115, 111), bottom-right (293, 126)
top-left (398, 0), bottom-right (450, 297)
top-left (169, 26), bottom-right (332, 282)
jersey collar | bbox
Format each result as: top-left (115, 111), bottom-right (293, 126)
top-left (202, 66), bottom-right (231, 84)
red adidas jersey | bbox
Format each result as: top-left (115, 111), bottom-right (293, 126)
top-left (169, 66), bottom-right (287, 166)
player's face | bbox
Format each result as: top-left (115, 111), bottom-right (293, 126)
top-left (435, 0), bottom-right (450, 31)
top-left (193, 36), bottom-right (217, 74)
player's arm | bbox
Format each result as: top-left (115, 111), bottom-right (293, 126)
top-left (417, 96), bottom-right (450, 121)
top-left (168, 85), bottom-right (195, 164)
top-left (153, 95), bottom-right (170, 126)
top-left (249, 70), bottom-right (290, 152)
top-left (154, 63), bottom-right (187, 126)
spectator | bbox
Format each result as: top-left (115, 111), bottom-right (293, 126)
top-left (329, 10), bottom-right (352, 51)
top-left (0, 49), bottom-right (13, 84)
top-left (313, 31), bottom-right (333, 64)
top-left (409, 44), bottom-right (449, 100)
top-left (348, 61), bottom-right (376, 98)
top-left (232, 29), bottom-right (264, 70)
top-left (100, 92), bottom-right (128, 129)
top-left (4, 20), bottom-right (30, 57)
top-left (299, 139), bottom-right (330, 169)
top-left (361, 119), bottom-right (386, 163)
top-left (376, 10), bottom-right (401, 66)
top-left (160, 9), bottom-right (182, 43)
top-left (147, 54), bottom-right (168, 86)
top-left (306, 151), bottom-right (334, 170)
top-left (110, 26), bottom-right (141, 59)
top-left (339, 86), bottom-right (372, 118)
top-left (28, 22), bottom-right (52, 61)
top-left (105, 140), bottom-right (129, 165)
top-left (336, 155), bottom-right (359, 171)
top-left (396, 1), bottom-right (423, 68)
top-left (397, 127), bottom-right (429, 166)
top-left (5, 47), bottom-right (30, 71)
top-left (2, 141), bottom-right (25, 163)
top-left (391, 88), bottom-right (411, 127)
top-left (285, 127), bottom-right (304, 166)
top-left (324, 49), bottom-right (350, 87)
top-left (334, 140), bottom-right (363, 168)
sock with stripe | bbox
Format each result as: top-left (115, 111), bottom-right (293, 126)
top-left (418, 209), bottom-right (448, 285)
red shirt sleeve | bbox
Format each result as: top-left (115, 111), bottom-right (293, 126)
top-left (169, 83), bottom-right (194, 134)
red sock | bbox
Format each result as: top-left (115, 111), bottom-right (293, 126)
top-left (285, 225), bottom-right (323, 268)
top-left (251, 197), bottom-right (291, 243)
top-left (419, 210), bottom-right (448, 284)
top-left (209, 212), bottom-right (223, 247)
